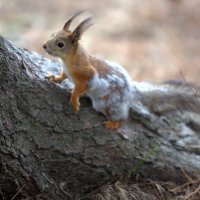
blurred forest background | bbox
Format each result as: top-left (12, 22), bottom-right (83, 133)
top-left (0, 0), bottom-right (200, 83)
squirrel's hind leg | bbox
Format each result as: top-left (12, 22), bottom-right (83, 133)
top-left (103, 120), bottom-right (120, 129)
top-left (101, 97), bottom-right (129, 130)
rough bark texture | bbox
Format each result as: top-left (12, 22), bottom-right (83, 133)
top-left (0, 36), bottom-right (200, 200)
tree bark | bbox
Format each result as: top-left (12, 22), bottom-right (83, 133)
top-left (0, 36), bottom-right (200, 200)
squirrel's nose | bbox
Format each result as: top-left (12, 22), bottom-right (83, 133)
top-left (43, 44), bottom-right (47, 49)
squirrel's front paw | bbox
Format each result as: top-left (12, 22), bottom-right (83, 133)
top-left (45, 73), bottom-right (56, 81)
top-left (45, 73), bottom-right (61, 82)
top-left (70, 99), bottom-right (80, 112)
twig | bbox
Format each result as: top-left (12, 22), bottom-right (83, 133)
top-left (184, 184), bottom-right (200, 200)
top-left (42, 172), bottom-right (54, 184)
top-left (180, 70), bottom-right (199, 101)
top-left (169, 178), bottom-right (200, 192)
top-left (11, 184), bottom-right (26, 200)
top-left (146, 179), bottom-right (166, 198)
top-left (181, 167), bottom-right (193, 182)
top-left (59, 182), bottom-right (73, 199)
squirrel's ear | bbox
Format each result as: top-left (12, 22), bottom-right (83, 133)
top-left (70, 17), bottom-right (94, 43)
top-left (63, 10), bottom-right (84, 31)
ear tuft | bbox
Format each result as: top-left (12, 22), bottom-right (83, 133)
top-left (63, 10), bottom-right (84, 31)
top-left (70, 17), bottom-right (95, 43)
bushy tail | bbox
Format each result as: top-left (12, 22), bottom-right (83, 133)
top-left (130, 80), bottom-right (200, 115)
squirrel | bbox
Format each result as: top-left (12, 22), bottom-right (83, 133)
top-left (43, 11), bottom-right (200, 129)
top-left (43, 11), bottom-right (132, 129)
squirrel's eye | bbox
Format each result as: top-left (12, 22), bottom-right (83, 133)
top-left (57, 42), bottom-right (64, 48)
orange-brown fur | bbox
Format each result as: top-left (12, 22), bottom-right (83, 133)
top-left (64, 51), bottom-right (96, 111)
top-left (47, 70), bottom-right (67, 82)
top-left (43, 12), bottom-right (123, 129)
top-left (89, 56), bottom-right (112, 76)
top-left (63, 47), bottom-right (96, 83)
top-left (104, 120), bottom-right (120, 129)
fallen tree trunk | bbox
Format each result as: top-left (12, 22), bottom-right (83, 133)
top-left (0, 36), bottom-right (200, 200)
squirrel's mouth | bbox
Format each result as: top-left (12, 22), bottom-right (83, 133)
top-left (44, 48), bottom-right (57, 57)
top-left (44, 47), bottom-right (51, 54)
top-left (43, 44), bottom-right (56, 57)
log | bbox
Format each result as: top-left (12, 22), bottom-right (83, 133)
top-left (0, 36), bottom-right (200, 199)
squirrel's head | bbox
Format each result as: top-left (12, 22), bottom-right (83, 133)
top-left (43, 11), bottom-right (94, 58)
